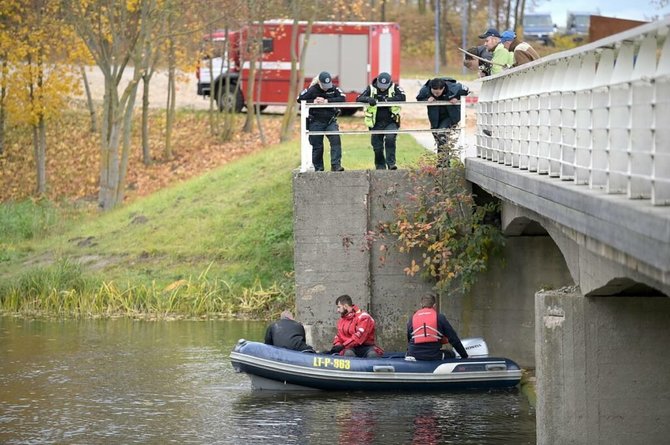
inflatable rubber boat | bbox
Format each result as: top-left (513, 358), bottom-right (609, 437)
top-left (230, 338), bottom-right (522, 391)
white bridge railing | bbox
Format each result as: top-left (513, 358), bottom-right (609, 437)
top-left (477, 17), bottom-right (670, 206)
top-left (299, 101), bottom-right (468, 172)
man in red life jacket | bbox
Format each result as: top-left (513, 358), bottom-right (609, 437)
top-left (407, 294), bottom-right (468, 361)
top-left (330, 294), bottom-right (383, 358)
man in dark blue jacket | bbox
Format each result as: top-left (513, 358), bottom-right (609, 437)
top-left (416, 77), bottom-right (469, 166)
top-left (297, 71), bottom-right (346, 172)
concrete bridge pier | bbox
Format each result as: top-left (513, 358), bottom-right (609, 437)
top-left (536, 289), bottom-right (670, 444)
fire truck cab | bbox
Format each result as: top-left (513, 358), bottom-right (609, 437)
top-left (196, 20), bottom-right (401, 114)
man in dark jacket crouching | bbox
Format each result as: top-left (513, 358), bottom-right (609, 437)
top-left (265, 310), bottom-right (315, 352)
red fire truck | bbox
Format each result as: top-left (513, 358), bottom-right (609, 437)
top-left (196, 20), bottom-right (400, 114)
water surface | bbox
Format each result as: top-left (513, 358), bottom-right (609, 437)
top-left (0, 317), bottom-right (535, 444)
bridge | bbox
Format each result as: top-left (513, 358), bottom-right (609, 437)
top-left (293, 18), bottom-right (670, 443)
top-left (467, 18), bottom-right (670, 444)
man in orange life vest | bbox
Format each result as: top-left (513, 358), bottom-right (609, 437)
top-left (329, 294), bottom-right (383, 358)
top-left (407, 294), bottom-right (468, 361)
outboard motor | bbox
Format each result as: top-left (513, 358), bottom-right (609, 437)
top-left (455, 337), bottom-right (489, 358)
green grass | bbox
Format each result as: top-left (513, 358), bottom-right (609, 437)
top-left (0, 128), bottom-right (429, 319)
top-left (0, 199), bottom-right (64, 243)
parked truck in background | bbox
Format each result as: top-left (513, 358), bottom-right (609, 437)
top-left (523, 13), bottom-right (556, 45)
top-left (566, 12), bottom-right (597, 42)
top-left (196, 20), bottom-right (401, 115)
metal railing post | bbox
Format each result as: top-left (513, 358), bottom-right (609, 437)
top-left (300, 100), bottom-right (311, 172)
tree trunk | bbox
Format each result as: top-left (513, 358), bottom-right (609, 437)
top-left (255, 34), bottom-right (265, 145)
top-left (33, 116), bottom-right (47, 195)
top-left (504, 0), bottom-right (512, 29)
top-left (220, 23), bottom-right (236, 142)
top-left (165, 28), bottom-right (176, 159)
top-left (80, 65), bottom-right (98, 133)
top-left (116, 80), bottom-right (139, 205)
top-left (98, 73), bottom-right (123, 210)
top-left (0, 87), bottom-right (5, 156)
top-left (242, 29), bottom-right (258, 133)
top-left (0, 59), bottom-right (6, 155)
top-left (418, 0), bottom-right (426, 14)
top-left (439, 0), bottom-right (448, 66)
top-left (141, 74), bottom-right (152, 164)
top-left (514, 0), bottom-right (524, 36)
top-left (279, 16), bottom-right (299, 142)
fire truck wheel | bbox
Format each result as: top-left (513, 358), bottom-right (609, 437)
top-left (216, 84), bottom-right (244, 113)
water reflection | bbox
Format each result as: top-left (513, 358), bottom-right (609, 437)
top-left (228, 389), bottom-right (534, 444)
top-left (0, 317), bottom-right (534, 444)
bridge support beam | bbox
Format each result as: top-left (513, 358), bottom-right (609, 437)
top-left (536, 289), bottom-right (670, 444)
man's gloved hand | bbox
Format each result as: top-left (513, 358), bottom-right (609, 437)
top-left (368, 98), bottom-right (377, 106)
top-left (329, 345), bottom-right (344, 354)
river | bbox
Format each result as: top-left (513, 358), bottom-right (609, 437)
top-left (0, 317), bottom-right (535, 444)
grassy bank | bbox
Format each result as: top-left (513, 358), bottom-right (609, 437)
top-left (1, 117), bottom-right (429, 319)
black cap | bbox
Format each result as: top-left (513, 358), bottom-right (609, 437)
top-left (377, 72), bottom-right (391, 91)
top-left (478, 28), bottom-right (501, 39)
top-left (318, 71), bottom-right (332, 89)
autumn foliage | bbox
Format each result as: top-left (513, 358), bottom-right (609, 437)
top-left (374, 155), bottom-right (504, 296)
top-left (0, 109), bottom-right (280, 203)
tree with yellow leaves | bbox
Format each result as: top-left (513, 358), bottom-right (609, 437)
top-left (2, 0), bottom-right (80, 195)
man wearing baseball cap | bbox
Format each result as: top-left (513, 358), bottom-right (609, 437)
top-left (297, 71), bottom-right (346, 171)
top-left (500, 30), bottom-right (539, 67)
top-left (356, 72), bottom-right (406, 170)
top-left (478, 27), bottom-right (511, 75)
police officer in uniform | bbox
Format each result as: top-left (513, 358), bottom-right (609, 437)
top-left (297, 71), bottom-right (346, 171)
top-left (356, 72), bottom-right (406, 170)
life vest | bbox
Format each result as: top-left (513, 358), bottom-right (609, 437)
top-left (410, 307), bottom-right (444, 344)
top-left (364, 84), bottom-right (401, 128)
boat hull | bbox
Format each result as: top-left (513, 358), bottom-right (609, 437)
top-left (230, 340), bottom-right (522, 391)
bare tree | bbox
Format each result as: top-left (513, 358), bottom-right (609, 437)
top-left (279, 1), bottom-right (317, 142)
top-left (514, 0), bottom-right (526, 37)
top-left (63, 0), bottom-right (152, 209)
top-left (242, 0), bottom-right (263, 134)
top-left (164, 0), bottom-right (177, 160)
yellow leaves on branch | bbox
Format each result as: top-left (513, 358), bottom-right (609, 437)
top-left (2, 1), bottom-right (82, 126)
